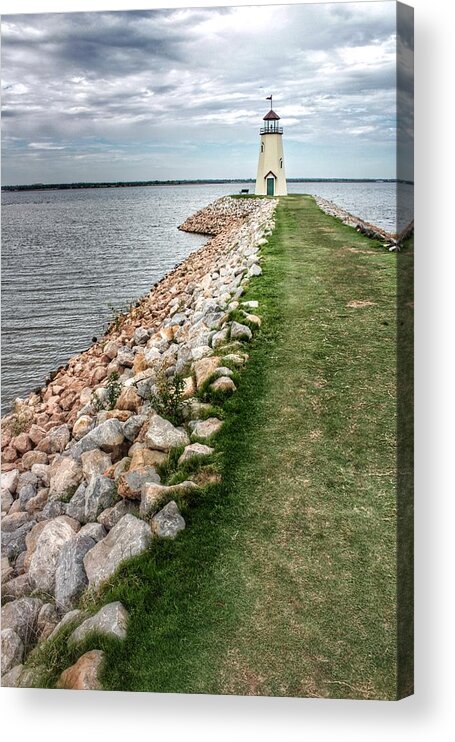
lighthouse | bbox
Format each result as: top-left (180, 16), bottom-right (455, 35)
top-left (255, 96), bottom-right (287, 196)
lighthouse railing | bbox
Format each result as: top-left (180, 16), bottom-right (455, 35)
top-left (260, 126), bottom-right (283, 135)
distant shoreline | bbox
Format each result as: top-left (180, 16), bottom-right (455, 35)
top-left (2, 178), bottom-right (414, 193)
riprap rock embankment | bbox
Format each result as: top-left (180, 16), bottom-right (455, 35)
top-left (1, 195), bottom-right (277, 689)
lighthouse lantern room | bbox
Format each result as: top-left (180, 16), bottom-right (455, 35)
top-left (255, 96), bottom-right (287, 196)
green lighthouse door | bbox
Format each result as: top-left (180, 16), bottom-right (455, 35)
top-left (267, 177), bottom-right (275, 196)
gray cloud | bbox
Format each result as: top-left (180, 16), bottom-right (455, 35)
top-left (1, 2), bottom-right (412, 183)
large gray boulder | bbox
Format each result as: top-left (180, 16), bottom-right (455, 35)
top-left (84, 475), bottom-right (117, 523)
top-left (1, 597), bottom-right (43, 645)
top-left (55, 534), bottom-right (96, 612)
top-left (1, 628), bottom-right (24, 676)
top-left (83, 514), bottom-right (152, 589)
top-left (151, 500), bottom-right (185, 539)
top-left (68, 602), bottom-right (129, 646)
top-left (70, 419), bottom-right (125, 459)
top-left (28, 517), bottom-right (75, 593)
top-left (144, 414), bottom-right (189, 452)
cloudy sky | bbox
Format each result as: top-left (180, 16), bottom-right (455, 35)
top-left (1, 1), bottom-right (412, 184)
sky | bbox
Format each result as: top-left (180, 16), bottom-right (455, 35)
top-left (1, 1), bottom-right (413, 184)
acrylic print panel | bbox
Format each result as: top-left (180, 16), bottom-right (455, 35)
top-left (0, 1), bottom-right (414, 699)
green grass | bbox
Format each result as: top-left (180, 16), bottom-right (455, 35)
top-left (33, 195), bottom-right (403, 698)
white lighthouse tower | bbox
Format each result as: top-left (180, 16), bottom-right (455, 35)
top-left (255, 96), bottom-right (287, 196)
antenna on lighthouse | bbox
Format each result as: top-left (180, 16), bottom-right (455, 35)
top-left (266, 94), bottom-right (273, 109)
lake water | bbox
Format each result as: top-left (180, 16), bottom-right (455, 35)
top-left (1, 181), bottom-right (413, 413)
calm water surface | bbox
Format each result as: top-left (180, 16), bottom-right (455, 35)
top-left (1, 181), bottom-right (413, 413)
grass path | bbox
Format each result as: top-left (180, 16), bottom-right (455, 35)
top-left (41, 195), bottom-right (399, 699)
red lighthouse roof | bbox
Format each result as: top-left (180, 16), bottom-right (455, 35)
top-left (263, 109), bottom-right (280, 121)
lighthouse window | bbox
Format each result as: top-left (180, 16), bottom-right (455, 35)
top-left (280, 158), bottom-right (283, 168)
top-left (261, 143), bottom-right (264, 153)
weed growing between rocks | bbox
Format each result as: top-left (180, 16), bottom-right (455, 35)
top-left (149, 370), bottom-right (186, 426)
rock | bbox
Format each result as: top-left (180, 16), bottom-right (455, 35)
top-left (2, 573), bottom-right (31, 602)
top-left (230, 321), bottom-right (253, 342)
top-left (36, 602), bottom-right (59, 642)
top-left (123, 414), bottom-right (147, 442)
top-left (39, 424), bottom-right (71, 454)
top-left (178, 443), bottom-right (214, 466)
top-left (84, 475), bottom-right (117, 523)
top-left (84, 418), bottom-right (125, 453)
top-left (105, 456), bottom-right (131, 480)
top-left (55, 534), bottom-right (96, 612)
top-left (65, 483), bottom-right (87, 522)
top-left (72, 415), bottom-right (95, 441)
top-left (28, 517), bottom-right (75, 594)
top-left (243, 313), bottom-right (261, 327)
top-left (211, 327), bottom-right (230, 349)
top-left (81, 449), bottom-right (112, 480)
top-left (189, 417), bottom-right (224, 440)
top-left (69, 602), bottom-right (129, 646)
top-left (1, 628), bottom-right (24, 676)
top-left (140, 481), bottom-right (198, 519)
top-left (1, 597), bottom-right (43, 645)
top-left (48, 456), bottom-right (83, 500)
top-left (144, 414), bottom-right (190, 452)
top-left (117, 466), bottom-right (161, 500)
top-left (41, 498), bottom-right (67, 520)
top-left (1, 664), bottom-right (25, 687)
top-left (23, 521), bottom-right (47, 568)
top-left (115, 386), bottom-right (141, 412)
top-left (47, 609), bottom-right (86, 642)
top-left (28, 424), bottom-right (47, 446)
top-left (191, 344), bottom-right (213, 361)
top-left (210, 376), bottom-right (237, 394)
top-left (25, 487), bottom-right (49, 515)
top-left (97, 499), bottom-right (137, 530)
top-left (193, 356), bottom-right (221, 388)
top-left (2, 511), bottom-right (30, 533)
top-left (1, 556), bottom-right (14, 584)
top-left (2, 520), bottom-right (36, 561)
top-left (144, 346), bottom-right (161, 366)
top-left (83, 514), bottom-right (152, 589)
top-left (151, 500), bottom-right (185, 539)
top-left (248, 263), bottom-right (262, 277)
top-left (134, 326), bottom-right (150, 345)
top-left (31, 463), bottom-right (51, 486)
top-left (117, 347), bottom-right (135, 367)
top-left (181, 376), bottom-right (195, 400)
top-left (242, 300), bottom-right (259, 309)
top-left (57, 650), bottom-right (105, 691)
top-left (104, 340), bottom-right (119, 360)
top-left (11, 432), bottom-right (33, 455)
top-left (1, 468), bottom-right (19, 494)
top-left (20, 450), bottom-right (48, 470)
top-left (17, 482), bottom-right (37, 507)
top-left (78, 522), bottom-right (107, 542)
top-left (129, 445), bottom-right (167, 470)
top-left (213, 366), bottom-right (234, 378)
